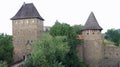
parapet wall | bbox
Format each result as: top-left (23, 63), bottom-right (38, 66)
top-left (104, 45), bottom-right (120, 59)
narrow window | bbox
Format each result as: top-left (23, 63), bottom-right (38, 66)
top-left (116, 53), bottom-right (119, 56)
top-left (31, 40), bottom-right (33, 43)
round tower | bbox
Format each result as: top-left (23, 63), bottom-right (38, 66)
top-left (82, 12), bottom-right (103, 67)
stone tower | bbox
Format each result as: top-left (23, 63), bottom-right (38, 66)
top-left (11, 3), bottom-right (44, 61)
top-left (82, 12), bottom-right (103, 67)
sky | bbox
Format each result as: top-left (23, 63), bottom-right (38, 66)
top-left (0, 0), bottom-right (120, 35)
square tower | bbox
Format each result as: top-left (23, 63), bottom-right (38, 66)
top-left (11, 3), bottom-right (44, 61)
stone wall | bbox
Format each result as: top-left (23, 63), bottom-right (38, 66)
top-left (104, 45), bottom-right (120, 59)
top-left (96, 45), bottom-right (120, 67)
top-left (99, 59), bottom-right (120, 67)
top-left (12, 18), bottom-right (43, 61)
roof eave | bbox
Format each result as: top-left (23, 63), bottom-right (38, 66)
top-left (11, 17), bottom-right (44, 21)
top-left (81, 28), bottom-right (103, 31)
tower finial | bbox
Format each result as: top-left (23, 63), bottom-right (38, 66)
top-left (23, 2), bottom-right (26, 6)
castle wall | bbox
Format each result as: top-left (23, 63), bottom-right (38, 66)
top-left (97, 45), bottom-right (120, 67)
top-left (104, 45), bottom-right (120, 59)
top-left (99, 59), bottom-right (120, 67)
top-left (77, 42), bottom-right (120, 67)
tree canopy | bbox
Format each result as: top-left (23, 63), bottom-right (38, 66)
top-left (0, 33), bottom-right (14, 63)
top-left (50, 21), bottom-right (87, 67)
top-left (0, 61), bottom-right (7, 67)
top-left (105, 29), bottom-right (120, 46)
top-left (72, 25), bottom-right (83, 35)
top-left (24, 33), bottom-right (69, 67)
top-left (24, 21), bottom-right (87, 67)
top-left (50, 21), bottom-right (70, 36)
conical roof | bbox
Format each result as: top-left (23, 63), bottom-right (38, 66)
top-left (82, 12), bottom-right (102, 31)
top-left (11, 3), bottom-right (44, 20)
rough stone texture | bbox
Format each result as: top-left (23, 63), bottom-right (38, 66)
top-left (104, 46), bottom-right (120, 59)
top-left (77, 34), bottom-right (120, 67)
top-left (82, 30), bottom-right (103, 67)
top-left (12, 18), bottom-right (43, 62)
top-left (77, 12), bottom-right (120, 67)
top-left (99, 59), bottom-right (120, 67)
top-left (11, 3), bottom-right (44, 62)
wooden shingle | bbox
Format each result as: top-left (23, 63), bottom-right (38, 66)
top-left (11, 3), bottom-right (44, 20)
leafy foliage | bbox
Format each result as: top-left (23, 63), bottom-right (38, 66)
top-left (63, 27), bottom-right (82, 67)
top-left (24, 34), bottom-right (69, 67)
top-left (50, 21), bottom-right (70, 36)
top-left (0, 33), bottom-right (14, 63)
top-left (0, 61), bottom-right (7, 67)
top-left (72, 25), bottom-right (83, 35)
top-left (24, 21), bottom-right (87, 67)
top-left (105, 29), bottom-right (120, 46)
top-left (50, 21), bottom-right (87, 67)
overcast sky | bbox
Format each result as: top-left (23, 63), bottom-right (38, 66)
top-left (1, 0), bottom-right (120, 34)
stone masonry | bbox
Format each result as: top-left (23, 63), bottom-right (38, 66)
top-left (11, 3), bottom-right (120, 67)
top-left (77, 12), bottom-right (120, 67)
top-left (11, 3), bottom-right (44, 62)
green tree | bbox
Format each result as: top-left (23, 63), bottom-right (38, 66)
top-left (50, 21), bottom-right (87, 67)
top-left (72, 25), bottom-right (83, 35)
top-left (24, 33), bottom-right (69, 67)
top-left (105, 29), bottom-right (120, 46)
top-left (0, 61), bottom-right (7, 67)
top-left (63, 27), bottom-right (82, 67)
top-left (0, 33), bottom-right (14, 63)
top-left (50, 21), bottom-right (70, 36)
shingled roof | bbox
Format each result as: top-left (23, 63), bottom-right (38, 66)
top-left (82, 12), bottom-right (102, 31)
top-left (11, 3), bottom-right (44, 20)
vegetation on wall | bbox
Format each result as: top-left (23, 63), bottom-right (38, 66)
top-left (105, 29), bottom-right (120, 46)
top-left (0, 33), bottom-right (14, 64)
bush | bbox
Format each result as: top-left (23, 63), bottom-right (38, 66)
top-left (0, 61), bottom-right (7, 67)
top-left (24, 34), bottom-right (69, 67)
